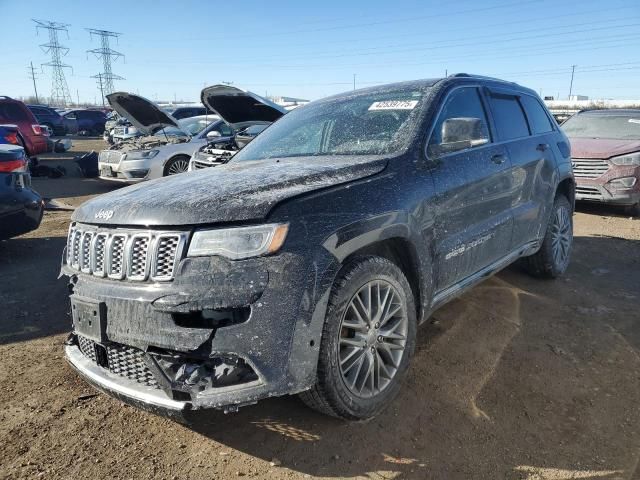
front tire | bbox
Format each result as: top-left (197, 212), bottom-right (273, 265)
top-left (164, 155), bottom-right (190, 176)
top-left (300, 256), bottom-right (416, 420)
top-left (523, 194), bottom-right (573, 278)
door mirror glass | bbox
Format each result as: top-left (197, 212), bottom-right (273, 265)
top-left (429, 117), bottom-right (489, 156)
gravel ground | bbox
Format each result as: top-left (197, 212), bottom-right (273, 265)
top-left (0, 139), bottom-right (639, 480)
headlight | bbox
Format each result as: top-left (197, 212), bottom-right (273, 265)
top-left (188, 223), bottom-right (289, 260)
top-left (124, 149), bottom-right (159, 160)
top-left (611, 152), bottom-right (640, 166)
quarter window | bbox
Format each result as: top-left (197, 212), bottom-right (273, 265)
top-left (488, 94), bottom-right (530, 140)
top-left (427, 87), bottom-right (491, 158)
top-left (520, 95), bottom-right (554, 134)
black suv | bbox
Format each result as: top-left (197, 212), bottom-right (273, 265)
top-left (61, 75), bottom-right (574, 420)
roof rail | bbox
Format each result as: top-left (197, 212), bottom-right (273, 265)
top-left (0, 95), bottom-right (13, 100)
top-left (449, 73), bottom-right (517, 84)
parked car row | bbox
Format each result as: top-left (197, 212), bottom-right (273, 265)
top-left (97, 85), bottom-right (286, 183)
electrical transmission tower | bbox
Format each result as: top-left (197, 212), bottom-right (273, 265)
top-left (33, 19), bottom-right (73, 106)
top-left (86, 29), bottom-right (124, 103)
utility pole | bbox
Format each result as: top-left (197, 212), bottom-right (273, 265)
top-left (96, 73), bottom-right (105, 106)
top-left (87, 28), bottom-right (124, 103)
top-left (353, 73), bottom-right (356, 90)
top-left (33, 19), bottom-right (73, 107)
top-left (445, 69), bottom-right (448, 77)
top-left (27, 61), bottom-right (40, 104)
top-left (568, 65), bottom-right (577, 99)
top-left (76, 89), bottom-right (80, 106)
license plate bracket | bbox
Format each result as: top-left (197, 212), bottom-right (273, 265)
top-left (71, 297), bottom-right (107, 343)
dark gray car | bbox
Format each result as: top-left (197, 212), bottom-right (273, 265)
top-left (61, 74), bottom-right (574, 420)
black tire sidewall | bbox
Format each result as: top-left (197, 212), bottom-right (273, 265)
top-left (317, 256), bottom-right (416, 420)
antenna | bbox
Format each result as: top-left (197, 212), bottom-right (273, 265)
top-left (86, 28), bottom-right (125, 104)
top-left (32, 19), bottom-right (73, 107)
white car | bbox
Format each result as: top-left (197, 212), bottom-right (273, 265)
top-left (188, 85), bottom-right (287, 171)
top-left (98, 93), bottom-right (232, 184)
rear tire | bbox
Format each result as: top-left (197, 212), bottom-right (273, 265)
top-left (164, 155), bottom-right (190, 176)
top-left (523, 194), bottom-right (573, 278)
top-left (299, 256), bottom-right (416, 420)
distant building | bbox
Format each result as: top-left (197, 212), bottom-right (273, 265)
top-left (268, 95), bottom-right (309, 110)
top-left (569, 95), bottom-right (589, 101)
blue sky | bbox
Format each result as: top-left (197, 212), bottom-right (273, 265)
top-left (2, 0), bottom-right (639, 104)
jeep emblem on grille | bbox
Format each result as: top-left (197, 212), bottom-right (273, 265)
top-left (95, 209), bottom-right (114, 220)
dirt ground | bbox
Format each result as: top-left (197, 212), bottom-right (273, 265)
top-left (1, 139), bottom-right (639, 480)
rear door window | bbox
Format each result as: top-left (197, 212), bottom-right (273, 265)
top-left (488, 94), bottom-right (530, 140)
top-left (520, 95), bottom-right (554, 134)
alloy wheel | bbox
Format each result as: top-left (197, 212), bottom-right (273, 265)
top-left (550, 205), bottom-right (571, 269)
top-left (338, 280), bottom-right (408, 398)
top-left (167, 158), bottom-right (189, 175)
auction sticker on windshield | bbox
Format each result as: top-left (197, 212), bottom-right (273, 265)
top-left (369, 100), bottom-right (419, 110)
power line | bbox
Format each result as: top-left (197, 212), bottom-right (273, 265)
top-left (86, 28), bottom-right (125, 101)
top-left (27, 61), bottom-right (39, 104)
top-left (33, 19), bottom-right (73, 107)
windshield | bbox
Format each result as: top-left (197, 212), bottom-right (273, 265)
top-left (562, 112), bottom-right (640, 140)
top-left (232, 89), bottom-right (426, 161)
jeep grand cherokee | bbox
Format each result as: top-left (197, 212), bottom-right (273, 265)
top-left (61, 74), bottom-right (574, 420)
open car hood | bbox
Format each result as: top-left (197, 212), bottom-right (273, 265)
top-left (106, 92), bottom-right (180, 135)
top-left (200, 85), bottom-right (287, 129)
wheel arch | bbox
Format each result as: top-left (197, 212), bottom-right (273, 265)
top-left (340, 237), bottom-right (423, 323)
top-left (556, 176), bottom-right (576, 210)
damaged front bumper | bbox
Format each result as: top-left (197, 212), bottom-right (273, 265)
top-left (61, 241), bottom-right (335, 413)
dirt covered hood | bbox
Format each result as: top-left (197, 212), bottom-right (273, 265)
top-left (72, 156), bottom-right (387, 226)
top-left (569, 137), bottom-right (640, 159)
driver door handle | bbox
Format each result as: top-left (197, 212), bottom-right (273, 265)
top-left (491, 154), bottom-right (507, 165)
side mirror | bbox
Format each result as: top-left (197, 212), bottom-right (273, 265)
top-left (441, 117), bottom-right (488, 145)
top-left (429, 117), bottom-right (488, 157)
top-left (207, 130), bottom-right (222, 139)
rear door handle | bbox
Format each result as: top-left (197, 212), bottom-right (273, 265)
top-left (491, 154), bottom-right (507, 165)
top-left (537, 143), bottom-right (550, 151)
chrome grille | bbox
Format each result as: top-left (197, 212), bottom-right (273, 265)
top-left (80, 232), bottom-right (94, 273)
top-left (128, 235), bottom-right (150, 280)
top-left (92, 233), bottom-right (107, 275)
top-left (108, 235), bottom-right (126, 279)
top-left (66, 224), bottom-right (186, 282)
top-left (99, 150), bottom-right (125, 165)
top-left (571, 158), bottom-right (610, 178)
top-left (77, 335), bottom-right (158, 388)
top-left (153, 235), bottom-right (180, 280)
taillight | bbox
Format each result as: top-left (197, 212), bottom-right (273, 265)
top-left (4, 132), bottom-right (18, 144)
top-left (31, 124), bottom-right (43, 135)
top-left (0, 158), bottom-right (27, 173)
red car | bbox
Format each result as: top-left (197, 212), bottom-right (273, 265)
top-left (0, 96), bottom-right (48, 156)
top-left (562, 109), bottom-right (640, 215)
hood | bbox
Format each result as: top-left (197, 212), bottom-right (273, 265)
top-left (107, 92), bottom-right (180, 135)
top-left (72, 156), bottom-right (387, 226)
top-left (200, 85), bottom-right (287, 129)
top-left (568, 137), bottom-right (640, 159)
